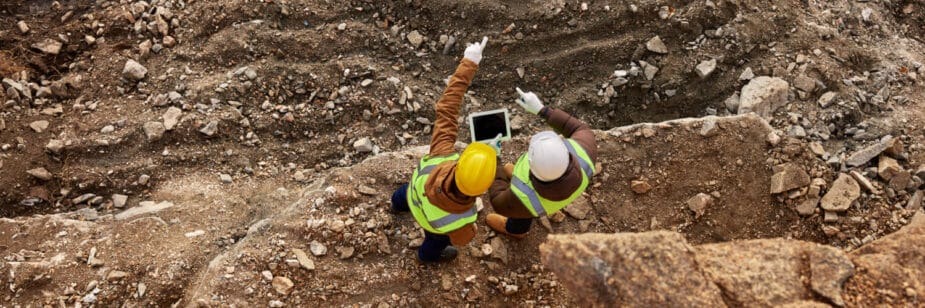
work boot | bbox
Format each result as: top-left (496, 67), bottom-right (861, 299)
top-left (487, 213), bottom-right (527, 239)
top-left (418, 246), bottom-right (458, 264)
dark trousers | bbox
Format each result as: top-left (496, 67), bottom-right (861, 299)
top-left (506, 217), bottom-right (533, 234)
top-left (392, 184), bottom-right (452, 262)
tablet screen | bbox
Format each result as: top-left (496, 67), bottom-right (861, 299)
top-left (471, 111), bottom-right (509, 142)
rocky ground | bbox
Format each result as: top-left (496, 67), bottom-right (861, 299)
top-left (0, 0), bottom-right (924, 306)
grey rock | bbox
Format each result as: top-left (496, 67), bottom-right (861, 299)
top-left (45, 139), bottom-right (65, 154)
top-left (112, 194), bottom-right (128, 208)
top-left (407, 30), bottom-right (424, 48)
top-left (738, 76), bottom-right (790, 118)
top-left (219, 173), bottom-right (232, 184)
top-left (310, 240), bottom-right (327, 256)
top-left (199, 120), bottom-right (218, 136)
top-left (30, 120), bottom-right (50, 133)
top-left (793, 75), bottom-right (816, 93)
top-left (162, 107), bottom-right (182, 130)
top-left (115, 201), bottom-right (174, 220)
top-left (353, 137), bottom-right (374, 153)
top-left (820, 173), bottom-right (860, 212)
top-left (845, 135), bottom-right (894, 167)
top-left (142, 121), bottom-right (166, 141)
top-left (27, 167), bottom-right (54, 181)
top-left (32, 39), bottom-right (63, 55)
top-left (908, 190), bottom-right (923, 211)
top-left (700, 118), bottom-right (718, 137)
top-left (646, 36), bottom-right (668, 54)
top-left (770, 164), bottom-right (811, 194)
top-left (724, 93), bottom-right (740, 112)
top-left (739, 67), bottom-right (755, 81)
top-left (122, 59), bottom-right (148, 81)
top-left (818, 92), bottom-right (837, 108)
top-left (695, 59), bottom-right (717, 78)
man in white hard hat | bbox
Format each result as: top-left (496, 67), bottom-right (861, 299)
top-left (486, 88), bottom-right (598, 238)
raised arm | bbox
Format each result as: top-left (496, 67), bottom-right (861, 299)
top-left (429, 37), bottom-right (488, 156)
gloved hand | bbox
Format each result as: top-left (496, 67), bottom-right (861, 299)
top-left (463, 37), bottom-right (489, 65)
top-left (488, 133), bottom-right (503, 156)
top-left (515, 87), bottom-right (545, 115)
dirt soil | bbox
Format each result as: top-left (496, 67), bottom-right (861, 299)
top-left (0, 0), bottom-right (924, 306)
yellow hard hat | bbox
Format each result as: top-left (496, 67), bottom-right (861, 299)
top-left (455, 142), bottom-right (497, 196)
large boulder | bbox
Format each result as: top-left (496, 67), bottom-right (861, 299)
top-left (845, 213), bottom-right (925, 306)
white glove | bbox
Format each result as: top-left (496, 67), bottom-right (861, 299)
top-left (515, 87), bottom-right (545, 115)
top-left (463, 37), bottom-right (489, 65)
top-left (488, 133), bottom-right (503, 156)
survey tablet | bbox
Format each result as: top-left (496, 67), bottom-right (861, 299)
top-left (468, 108), bottom-right (512, 143)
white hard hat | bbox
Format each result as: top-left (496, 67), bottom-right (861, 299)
top-left (528, 131), bottom-right (570, 182)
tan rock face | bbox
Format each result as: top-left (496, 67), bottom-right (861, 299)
top-left (540, 232), bottom-right (726, 307)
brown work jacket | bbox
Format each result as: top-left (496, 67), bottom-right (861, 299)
top-left (489, 107), bottom-right (598, 219)
top-left (422, 58), bottom-right (479, 245)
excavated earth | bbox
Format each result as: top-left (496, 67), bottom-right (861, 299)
top-left (0, 0), bottom-right (924, 306)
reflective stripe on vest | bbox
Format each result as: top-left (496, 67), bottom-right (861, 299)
top-left (510, 139), bottom-right (594, 217)
top-left (406, 153), bottom-right (477, 233)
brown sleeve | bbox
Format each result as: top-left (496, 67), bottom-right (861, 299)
top-left (489, 170), bottom-right (535, 219)
top-left (541, 107), bottom-right (597, 163)
top-left (429, 59), bottom-right (479, 156)
top-left (448, 223), bottom-right (476, 246)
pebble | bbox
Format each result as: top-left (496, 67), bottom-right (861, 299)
top-left (123, 59), bottom-right (148, 81)
top-left (739, 67), bottom-right (755, 81)
top-left (143, 121), bottom-right (166, 141)
top-left (163, 107), bottom-right (182, 130)
top-left (818, 92), bottom-right (837, 108)
top-left (45, 139), bottom-right (64, 154)
top-left (112, 194), bottom-right (128, 208)
top-left (361, 79), bottom-right (373, 87)
top-left (737, 76), bottom-right (790, 117)
top-left (820, 173), bottom-right (860, 212)
top-left (630, 180), bottom-right (652, 194)
top-left (908, 190), bottom-right (923, 211)
top-left (849, 171), bottom-right (878, 194)
top-left (353, 137), bottom-right (374, 153)
top-left (695, 59), bottom-right (717, 78)
top-left (199, 120), bottom-right (218, 136)
top-left (32, 39), bottom-right (63, 55)
top-left (845, 136), bottom-right (895, 167)
top-left (407, 31), bottom-right (424, 48)
top-left (101, 125), bottom-right (115, 134)
top-left (292, 248), bottom-right (315, 271)
top-left (563, 196), bottom-right (591, 220)
top-left (770, 164), bottom-right (811, 194)
top-left (261, 270), bottom-right (273, 281)
top-left (27, 167), bottom-right (53, 181)
top-left (877, 156), bottom-right (901, 181)
top-left (269, 300), bottom-right (285, 308)
top-left (219, 173), bottom-right (233, 184)
top-left (687, 193), bottom-right (713, 218)
top-left (645, 36), bottom-right (668, 54)
top-left (272, 276), bottom-right (294, 295)
top-left (17, 21), bottom-right (30, 34)
top-left (310, 240), bottom-right (327, 256)
top-left (30, 120), bottom-right (50, 133)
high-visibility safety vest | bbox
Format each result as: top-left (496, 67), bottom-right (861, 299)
top-left (511, 139), bottom-right (595, 217)
top-left (406, 154), bottom-right (479, 234)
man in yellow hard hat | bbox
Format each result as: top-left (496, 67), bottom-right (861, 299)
top-left (390, 37), bottom-right (497, 263)
top-left (486, 88), bottom-right (597, 239)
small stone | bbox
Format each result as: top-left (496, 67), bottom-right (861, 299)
top-left (122, 59), bottom-right (148, 81)
top-left (17, 21), bottom-right (30, 34)
top-left (353, 137), bottom-right (374, 153)
top-left (100, 125), bottom-right (115, 134)
top-left (687, 193), bottom-right (713, 218)
top-left (641, 61), bottom-right (659, 80)
top-left (138, 174), bottom-right (150, 185)
top-left (112, 194), bottom-right (128, 208)
top-left (724, 93), bottom-right (740, 112)
top-left (269, 300), bottom-right (284, 308)
top-left (27, 168), bottom-right (53, 181)
top-left (793, 75), bottom-right (816, 93)
top-left (292, 249), bottom-right (315, 271)
top-left (630, 180), bottom-right (652, 194)
top-left (818, 92), bottom-right (837, 108)
top-left (272, 276), bottom-right (294, 295)
top-left (767, 132), bottom-right (781, 146)
top-left (849, 171), bottom-right (878, 194)
top-left (407, 31), bottom-right (425, 48)
top-left (770, 164), bottom-right (811, 194)
top-left (358, 185), bottom-right (377, 196)
top-left (219, 174), bottom-right (232, 184)
top-left (845, 136), bottom-right (894, 167)
top-left (107, 270), bottom-right (129, 281)
top-left (823, 211), bottom-right (839, 223)
top-left (695, 59), bottom-right (717, 78)
top-left (337, 23), bottom-right (347, 30)
top-left (162, 36), bottom-right (176, 48)
top-left (337, 246), bottom-right (355, 259)
top-left (739, 67), bottom-right (755, 81)
top-left (244, 68), bottom-right (257, 80)
top-left (700, 118), bottom-right (718, 137)
top-left (809, 142), bottom-right (827, 157)
top-left (889, 171), bottom-right (912, 191)
top-left (562, 196), bottom-right (591, 220)
top-left (820, 173), bottom-right (860, 212)
top-left (32, 39), bottom-right (63, 55)
top-left (45, 139), bottom-right (65, 154)
top-left (878, 156), bottom-right (901, 181)
top-left (30, 120), bottom-right (50, 133)
top-left (884, 138), bottom-right (905, 158)
top-left (916, 165), bottom-right (925, 179)
top-left (163, 107), bottom-right (182, 130)
top-left (907, 190), bottom-right (923, 211)
top-left (199, 120), bottom-right (218, 136)
top-left (310, 241), bottom-right (327, 256)
top-left (143, 122), bottom-right (166, 141)
top-left (645, 36), bottom-right (668, 54)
